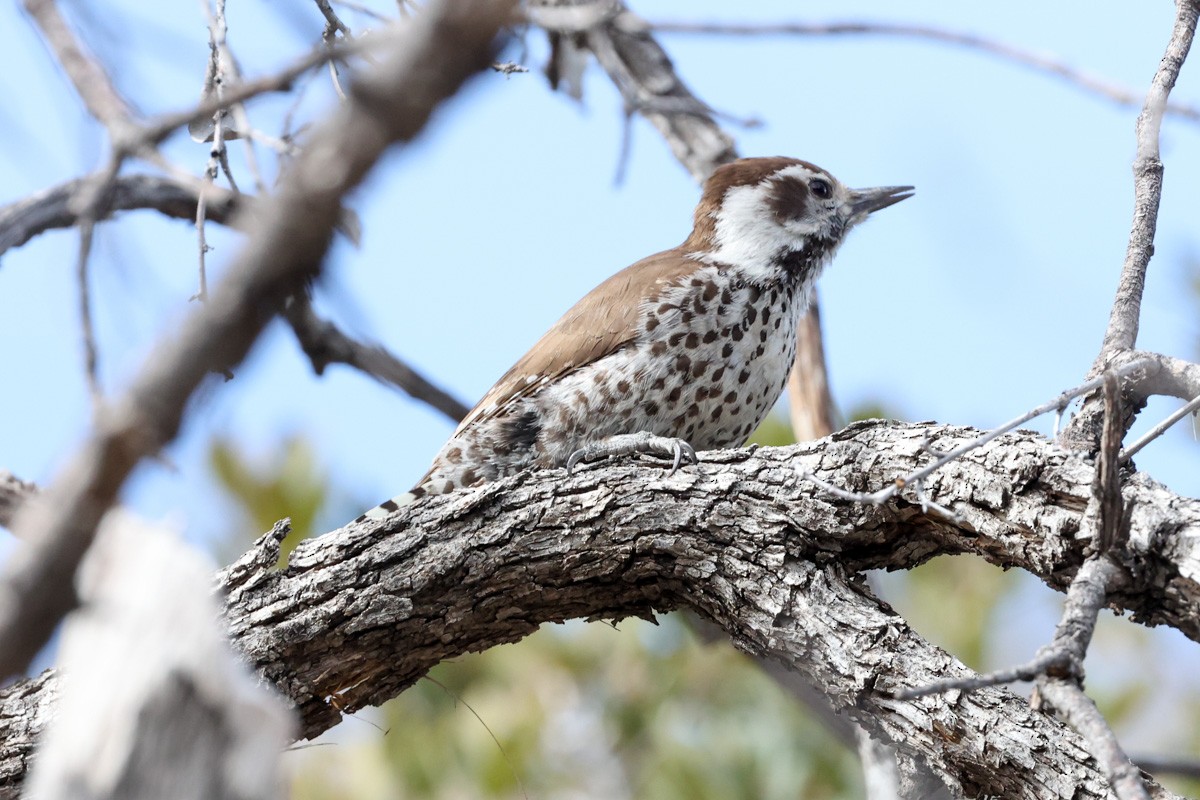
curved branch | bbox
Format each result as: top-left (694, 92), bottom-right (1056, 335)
top-left (213, 421), bottom-right (1189, 797)
top-left (644, 18), bottom-right (1200, 126)
top-left (3, 420), bottom-right (1196, 796)
top-left (0, 174), bottom-right (241, 260)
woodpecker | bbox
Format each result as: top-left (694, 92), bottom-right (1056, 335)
top-left (358, 157), bottom-right (912, 521)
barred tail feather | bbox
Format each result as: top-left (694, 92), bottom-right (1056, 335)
top-left (353, 486), bottom-right (425, 523)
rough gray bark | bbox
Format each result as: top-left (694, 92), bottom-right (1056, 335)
top-left (226, 421), bottom-right (1192, 796)
top-left (3, 420), bottom-right (1196, 797)
top-left (0, 671), bottom-right (58, 796)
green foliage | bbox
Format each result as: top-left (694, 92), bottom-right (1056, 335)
top-left (876, 556), bottom-right (1015, 671)
top-left (746, 413), bottom-right (795, 447)
top-left (288, 617), bottom-right (863, 799)
top-left (208, 434), bottom-right (329, 562)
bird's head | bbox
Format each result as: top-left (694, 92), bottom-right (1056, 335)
top-left (685, 157), bottom-right (913, 280)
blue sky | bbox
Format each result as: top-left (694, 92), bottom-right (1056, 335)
top-left (1, 0), bottom-right (1198, 763)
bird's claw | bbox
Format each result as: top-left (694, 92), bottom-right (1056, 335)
top-left (566, 432), bottom-right (697, 476)
top-left (668, 440), bottom-right (697, 475)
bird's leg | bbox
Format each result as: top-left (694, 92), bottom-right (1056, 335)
top-left (566, 431), bottom-right (698, 475)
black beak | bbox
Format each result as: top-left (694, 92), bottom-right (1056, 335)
top-left (848, 185), bottom-right (915, 218)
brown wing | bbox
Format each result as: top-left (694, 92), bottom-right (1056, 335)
top-left (453, 247), bottom-right (698, 436)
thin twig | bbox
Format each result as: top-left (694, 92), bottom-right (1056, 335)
top-left (139, 36), bottom-right (366, 148)
top-left (644, 18), bottom-right (1200, 126)
top-left (314, 0), bottom-right (352, 36)
top-left (1097, 1), bottom-right (1199, 357)
top-left (802, 359), bottom-right (1149, 507)
top-left (1133, 756), bottom-right (1200, 780)
top-left (196, 0), bottom-right (234, 303)
top-left (892, 648), bottom-right (1070, 701)
top-left (1120, 392), bottom-right (1200, 463)
top-left (1037, 679), bottom-right (1150, 800)
top-left (896, 373), bottom-right (1147, 797)
top-left (283, 295), bottom-right (471, 422)
top-left (330, 0), bottom-right (388, 23)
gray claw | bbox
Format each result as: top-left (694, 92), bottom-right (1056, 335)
top-left (668, 441), bottom-right (697, 475)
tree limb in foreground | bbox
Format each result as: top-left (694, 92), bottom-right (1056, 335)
top-left (0, 0), bottom-right (514, 680)
top-left (4, 420), bottom-right (1196, 796)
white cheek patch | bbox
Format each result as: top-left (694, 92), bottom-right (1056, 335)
top-left (704, 184), bottom-right (801, 278)
top-left (781, 216), bottom-right (822, 237)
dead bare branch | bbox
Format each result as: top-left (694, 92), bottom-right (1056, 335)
top-left (0, 0), bottom-right (514, 680)
top-left (644, 18), bottom-right (1200, 126)
top-left (787, 291), bottom-right (836, 440)
top-left (283, 294), bottom-right (470, 422)
top-left (0, 174), bottom-right (241, 258)
top-left (1099, 1), bottom-right (1199, 357)
top-left (528, 0), bottom-right (737, 182)
top-left (1061, 0), bottom-right (1200, 453)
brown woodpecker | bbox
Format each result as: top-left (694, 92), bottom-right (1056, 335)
top-left (358, 157), bottom-right (912, 521)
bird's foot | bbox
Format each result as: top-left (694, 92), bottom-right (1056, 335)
top-left (566, 432), bottom-right (698, 475)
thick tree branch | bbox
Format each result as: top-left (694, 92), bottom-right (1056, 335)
top-left (2, 420), bottom-right (1197, 796)
top-left (0, 671), bottom-right (58, 797)
top-left (0, 0), bottom-right (514, 680)
top-left (217, 421), bottom-right (1192, 798)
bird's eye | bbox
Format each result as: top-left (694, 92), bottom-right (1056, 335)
top-left (810, 178), bottom-right (832, 199)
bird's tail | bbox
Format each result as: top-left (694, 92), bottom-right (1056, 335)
top-left (353, 486), bottom-right (426, 523)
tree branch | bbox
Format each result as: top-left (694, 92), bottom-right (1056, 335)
top-left (528, 0), bottom-right (738, 182)
top-left (23, 513), bottom-right (293, 800)
top-left (645, 18), bottom-right (1200, 126)
top-left (0, 174), bottom-right (239, 260)
top-left (1062, 0), bottom-right (1200, 453)
top-left (787, 291), bottom-right (836, 440)
top-left (3, 420), bottom-right (1197, 796)
top-left (1099, 0), bottom-right (1199, 358)
top-left (283, 293), bottom-right (470, 421)
top-left (0, 472), bottom-right (37, 531)
top-left (0, 0), bottom-right (514, 680)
